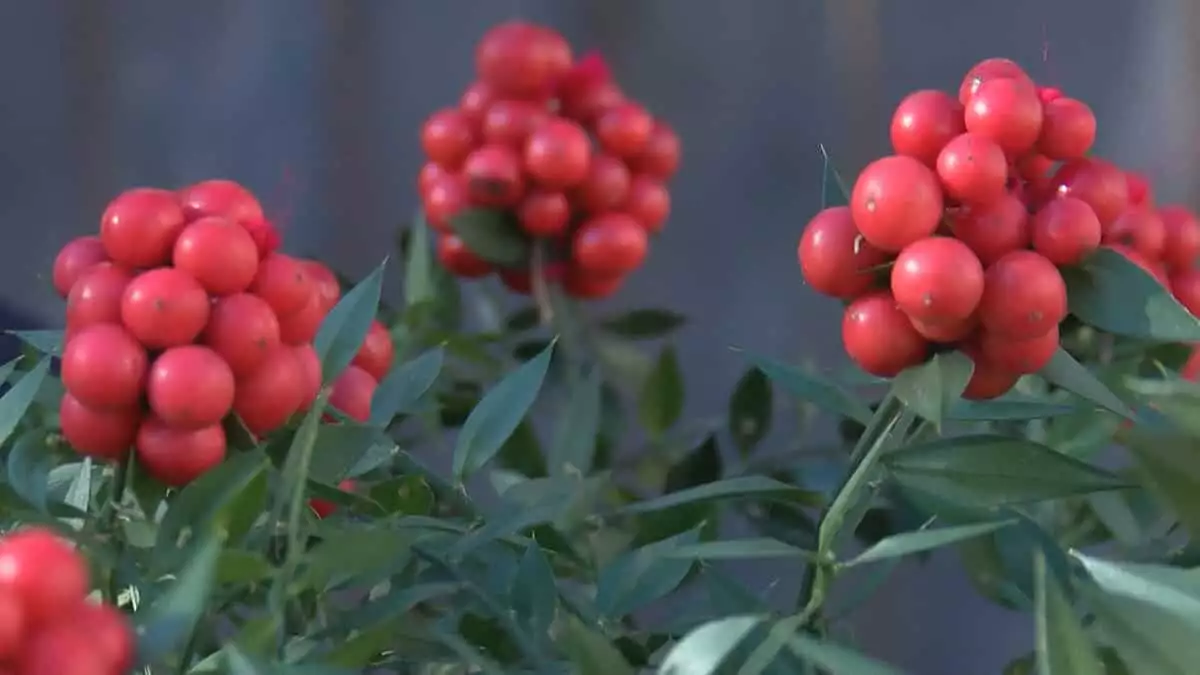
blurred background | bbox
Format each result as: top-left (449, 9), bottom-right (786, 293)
top-left (2, 1), bottom-right (1198, 672)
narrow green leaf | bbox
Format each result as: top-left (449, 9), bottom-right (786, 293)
top-left (448, 208), bottom-right (531, 267)
top-left (308, 423), bottom-right (390, 484)
top-left (664, 434), bottom-right (722, 493)
top-left (594, 528), bottom-right (701, 618)
top-left (452, 475), bottom-right (582, 555)
top-left (1083, 585), bottom-right (1199, 675)
top-left (1038, 347), bottom-right (1134, 418)
top-left (600, 309), bottom-right (687, 339)
top-left (153, 451), bottom-right (268, 564)
top-left (549, 365), bottom-right (602, 476)
top-left (729, 367), bottom-right (773, 456)
top-left (7, 431), bottom-right (54, 511)
top-left (215, 549), bottom-right (273, 585)
top-left (784, 632), bottom-right (909, 675)
top-left (558, 614), bottom-right (635, 675)
top-left (639, 346), bottom-right (685, 437)
top-left (1073, 553), bottom-right (1200, 620)
top-left (134, 535), bottom-right (222, 667)
top-left (948, 395), bottom-right (1078, 421)
top-left (314, 258), bottom-right (387, 383)
top-left (1065, 247), bottom-right (1200, 341)
top-left (1034, 552), bottom-right (1104, 675)
top-left (893, 351), bottom-right (973, 428)
top-left (300, 528), bottom-right (414, 591)
top-left (511, 543), bottom-right (557, 635)
top-left (846, 520), bottom-right (1014, 567)
top-left (9, 330), bottom-right (64, 356)
top-left (0, 357), bottom-right (19, 385)
top-left (658, 615), bottom-right (763, 675)
top-left (452, 341), bottom-right (554, 480)
top-left (742, 351), bottom-right (873, 424)
top-left (369, 346), bottom-right (444, 426)
top-left (818, 143), bottom-right (851, 208)
top-left (617, 476), bottom-right (821, 516)
top-left (404, 213), bottom-right (435, 309)
top-left (0, 359), bottom-right (49, 447)
top-left (1121, 431), bottom-right (1200, 539)
top-left (664, 538), bottom-right (814, 561)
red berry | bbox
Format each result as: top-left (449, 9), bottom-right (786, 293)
top-left (0, 528), bottom-right (89, 627)
top-left (841, 291), bottom-right (929, 377)
top-left (482, 100), bottom-right (548, 149)
top-left (1037, 86), bottom-right (1063, 104)
top-left (330, 365), bottom-right (377, 422)
top-left (301, 260), bottom-right (341, 313)
top-left (1037, 97), bottom-right (1096, 160)
top-left (463, 144), bottom-right (526, 208)
top-left (136, 417), bottom-right (226, 486)
top-left (798, 206), bottom-right (888, 299)
top-left (563, 266), bottom-right (623, 299)
top-left (1126, 171), bottom-right (1154, 207)
top-left (629, 121), bottom-right (681, 181)
top-left (936, 133), bottom-right (1009, 204)
top-left (417, 162), bottom-right (451, 199)
top-left (460, 81), bottom-right (497, 125)
top-left (1030, 197), bottom-right (1102, 265)
top-left (572, 213), bottom-right (649, 277)
top-left (1184, 346), bottom-right (1200, 380)
top-left (68, 602), bottom-right (134, 674)
top-left (475, 22), bottom-right (572, 99)
top-left (961, 347), bottom-right (1020, 400)
top-left (1104, 207), bottom-right (1166, 261)
top-left (625, 175), bottom-right (671, 234)
top-left (1159, 205), bottom-right (1200, 272)
top-left (560, 80), bottom-right (625, 125)
top-left (891, 237), bottom-right (985, 324)
top-left (52, 236), bottom-right (109, 298)
top-left (242, 218), bottom-right (282, 260)
top-left (850, 155), bottom-right (945, 252)
top-left (0, 589), bottom-right (23, 661)
top-left (575, 154), bottom-right (631, 214)
top-left (352, 320), bottom-right (394, 381)
top-left (958, 57), bottom-right (1032, 104)
top-left (66, 264), bottom-right (133, 333)
top-left (524, 119), bottom-right (592, 189)
top-left (293, 344), bottom-right (322, 410)
top-left (234, 348), bottom-right (305, 434)
top-left (61, 324), bottom-right (147, 410)
top-left (99, 187), bottom-right (187, 269)
top-left (311, 479), bottom-right (357, 519)
top-left (978, 250), bottom-right (1068, 340)
top-left (202, 293), bottom-right (282, 377)
top-left (147, 346), bottom-right (235, 429)
top-left (910, 315), bottom-right (977, 344)
top-left (948, 194), bottom-right (1030, 265)
top-left (423, 173), bottom-right (469, 233)
top-left (178, 179), bottom-right (264, 224)
top-left (1048, 159), bottom-right (1130, 228)
top-left (121, 268), bottom-right (211, 349)
top-left (596, 102), bottom-right (654, 158)
top-left (437, 234), bottom-right (493, 278)
top-left (517, 189), bottom-right (570, 237)
top-left (59, 393), bottom-right (139, 462)
top-left (251, 253), bottom-right (312, 318)
top-left (1015, 154), bottom-right (1055, 186)
top-left (172, 216), bottom-right (260, 296)
top-left (19, 620), bottom-right (114, 675)
top-left (889, 89), bottom-right (966, 167)
top-left (980, 325), bottom-right (1060, 374)
top-left (499, 269), bottom-right (534, 295)
top-left (421, 108), bottom-right (477, 169)
top-left (278, 294), bottom-right (328, 345)
top-left (964, 77), bottom-right (1043, 157)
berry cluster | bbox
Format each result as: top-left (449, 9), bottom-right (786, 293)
top-left (418, 21), bottom-right (680, 299)
top-left (799, 57), bottom-right (1200, 399)
top-left (51, 179), bottom-right (394, 487)
top-left (0, 527), bottom-right (132, 674)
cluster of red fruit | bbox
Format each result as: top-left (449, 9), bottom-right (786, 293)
top-left (51, 179), bottom-right (394, 488)
top-left (418, 21), bottom-right (681, 299)
top-left (0, 527), bottom-right (132, 674)
top-left (799, 57), bottom-right (1200, 399)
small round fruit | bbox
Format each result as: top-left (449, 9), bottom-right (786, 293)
top-left (242, 217), bottom-right (281, 260)
top-left (890, 89), bottom-right (966, 167)
top-left (61, 324), bottom-right (147, 410)
top-left (417, 162), bottom-right (450, 199)
top-left (1037, 97), bottom-right (1096, 160)
top-left (352, 320), bottom-right (394, 381)
top-left (1104, 207), bottom-right (1166, 261)
top-left (1184, 346), bottom-right (1200, 381)
top-left (910, 314), bottom-right (977, 343)
top-left (420, 108), bottom-right (477, 169)
top-left (1030, 197), bottom-right (1102, 265)
top-left (423, 173), bottom-right (469, 233)
top-left (596, 102), bottom-right (654, 158)
top-left (964, 77), bottom-right (1042, 156)
top-left (52, 236), bottom-right (109, 298)
top-left (482, 100), bottom-right (548, 149)
top-left (99, 187), bottom-right (187, 268)
top-left (961, 347), bottom-right (1020, 400)
top-left (0, 588), bottom-right (23, 660)
top-left (1126, 171), bottom-right (1154, 207)
top-left (524, 119), bottom-right (592, 188)
top-left (517, 189), bottom-right (570, 237)
top-left (1015, 154), bottom-right (1055, 186)
top-left (65, 263), bottom-right (133, 333)
top-left (121, 268), bottom-right (211, 348)
top-left (59, 393), bottom-right (139, 461)
top-left (890, 237), bottom-right (985, 324)
top-left (798, 206), bottom-right (889, 299)
top-left (147, 346), bottom-right (235, 429)
top-left (250, 253), bottom-right (311, 318)
top-left (136, 417), bottom-right (226, 487)
top-left (980, 326), bottom-right (1059, 374)
top-left (278, 294), bottom-right (328, 345)
top-left (563, 266), bottom-right (624, 299)
top-left (202, 293), bottom-right (282, 377)
top-left (476, 22), bottom-right (572, 98)
top-left (1048, 159), bottom-right (1130, 228)
top-left (178, 179), bottom-right (265, 224)
top-left (499, 268), bottom-right (533, 295)
top-left (842, 292), bottom-right (929, 377)
top-left (1159, 205), bottom-right (1200, 271)
top-left (234, 348), bottom-right (305, 435)
top-left (936, 132), bottom-right (1009, 204)
top-left (625, 175), bottom-right (671, 234)
top-left (630, 121), bottom-right (681, 180)
top-left (958, 57), bottom-right (1032, 103)
top-left (311, 479), bottom-right (357, 519)
top-left (978, 250), bottom-right (1068, 340)
top-left (172, 216), bottom-right (260, 295)
top-left (572, 213), bottom-right (649, 277)
top-left (948, 194), bottom-right (1030, 265)
top-left (575, 154), bottom-right (631, 213)
top-left (19, 620), bottom-right (115, 675)
top-left (850, 155), bottom-right (945, 252)
top-left (463, 144), bottom-right (525, 207)
top-left (1037, 86), bottom-right (1063, 104)
top-left (437, 234), bottom-right (493, 278)
top-left (293, 344), bottom-right (322, 410)
top-left (459, 80), bottom-right (497, 125)
top-left (330, 365), bottom-right (377, 422)
top-left (560, 79), bottom-right (625, 125)
top-left (68, 602), bottom-right (134, 674)
top-left (302, 259), bottom-right (341, 312)
top-left (0, 527), bottom-right (89, 627)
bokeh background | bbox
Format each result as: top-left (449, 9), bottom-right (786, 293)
top-left (3, 1), bottom-right (1199, 672)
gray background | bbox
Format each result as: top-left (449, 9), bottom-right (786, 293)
top-left (3, 1), bottom-right (1199, 673)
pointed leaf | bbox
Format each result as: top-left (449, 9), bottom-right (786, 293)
top-left (0, 358), bottom-right (48, 447)
top-left (784, 633), bottom-right (909, 675)
top-left (558, 614), bottom-right (635, 675)
top-left (659, 615), bottom-right (763, 675)
top-left (742, 351), bottom-right (872, 424)
top-left (7, 431), bottom-right (54, 511)
top-left (594, 528), bottom-right (701, 618)
top-left (1034, 552), bottom-right (1104, 675)
top-left (134, 535), bottom-right (222, 667)
top-left (9, 330), bottom-right (64, 356)
top-left (600, 309), bottom-right (687, 339)
top-left (1073, 553), bottom-right (1200, 620)
top-left (153, 451), bottom-right (269, 562)
top-left (314, 258), bottom-right (387, 383)
top-left (639, 346), bottom-right (684, 437)
top-left (818, 144), bottom-right (851, 208)
top-left (1083, 585), bottom-right (1199, 675)
top-left (549, 365), bottom-right (602, 476)
top-left (1038, 347), bottom-right (1134, 417)
top-left (1064, 247), bottom-right (1200, 341)
top-left (893, 351), bottom-right (973, 428)
top-left (448, 208), bottom-right (531, 267)
top-left (846, 520), bottom-right (1014, 567)
top-left (369, 346), bottom-right (444, 426)
top-left (617, 476), bottom-right (820, 515)
top-left (664, 538), bottom-right (814, 561)
top-left (729, 367), bottom-right (773, 456)
top-left (948, 395), bottom-right (1079, 421)
top-left (453, 341), bottom-right (554, 479)
top-left (511, 543), bottom-right (557, 635)
top-left (1121, 431), bottom-right (1200, 539)
top-left (404, 213), bottom-right (436, 308)
top-left (308, 423), bottom-right (390, 484)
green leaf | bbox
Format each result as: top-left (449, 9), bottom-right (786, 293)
top-left (639, 346), bottom-right (685, 437)
top-left (742, 350), bottom-right (873, 424)
top-left (1083, 584), bottom-right (1200, 675)
top-left (9, 330), bottom-right (64, 356)
top-left (845, 520), bottom-right (1015, 567)
top-left (368, 474), bottom-right (434, 516)
top-left (600, 309), bottom-right (687, 339)
top-left (1121, 431), bottom-right (1200, 539)
top-left (511, 543), bottom-right (557, 635)
top-left (451, 475), bottom-right (584, 555)
top-left (948, 395), bottom-right (1079, 421)
top-left (63, 458), bottom-right (93, 513)
top-left (893, 351), bottom-right (973, 428)
top-left (1034, 552), bottom-right (1104, 675)
top-left (617, 476), bottom-right (820, 515)
top-left (448, 208), bottom-right (531, 267)
top-left (8, 431), bottom-right (58, 512)
top-left (215, 549), bottom-right (273, 585)
top-left (784, 632), bottom-right (908, 675)
top-left (664, 538), bottom-right (814, 561)
top-left (886, 435), bottom-right (1132, 508)
top-left (134, 534), bottom-right (222, 667)
top-left (1039, 347), bottom-right (1134, 418)
top-left (664, 434), bottom-right (722, 493)
top-left (369, 346), bottom-right (444, 426)
top-left (314, 258), bottom-right (387, 383)
top-left (404, 213), bottom-right (436, 309)
top-left (558, 614), bottom-right (635, 675)
top-left (549, 365), bottom-right (602, 476)
top-left (452, 341), bottom-right (554, 480)
top-left (0, 358), bottom-right (48, 447)
top-left (1064, 247), bottom-right (1200, 341)
top-left (308, 423), bottom-right (390, 484)
top-left (301, 527), bottom-right (415, 591)
top-left (659, 615), bottom-right (763, 675)
top-left (818, 143), bottom-right (851, 208)
top-left (729, 367), bottom-right (773, 456)
top-left (594, 528), bottom-right (702, 618)
top-left (153, 451), bottom-right (269, 563)
top-left (1073, 553), bottom-right (1200, 619)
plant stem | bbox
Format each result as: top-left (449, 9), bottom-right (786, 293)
top-left (102, 453), bottom-right (132, 603)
